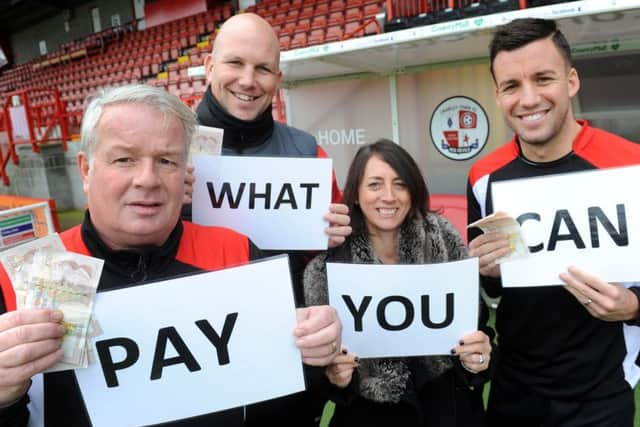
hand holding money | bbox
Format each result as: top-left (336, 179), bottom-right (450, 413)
top-left (468, 212), bottom-right (529, 278)
top-left (0, 234), bottom-right (104, 372)
top-left (0, 308), bottom-right (65, 405)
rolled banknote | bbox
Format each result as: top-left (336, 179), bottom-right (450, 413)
top-left (0, 234), bottom-right (65, 307)
top-left (468, 211), bottom-right (529, 263)
top-left (0, 235), bottom-right (104, 371)
top-left (189, 125), bottom-right (223, 161)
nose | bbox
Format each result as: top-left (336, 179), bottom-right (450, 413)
top-left (381, 184), bottom-right (396, 202)
top-left (237, 66), bottom-right (256, 88)
top-left (132, 159), bottom-right (161, 188)
top-left (519, 82), bottom-right (540, 107)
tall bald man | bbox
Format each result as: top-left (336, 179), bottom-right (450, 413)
top-left (187, 14), bottom-right (350, 296)
top-left (187, 13), bottom-right (349, 426)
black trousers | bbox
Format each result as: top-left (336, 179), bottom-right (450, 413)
top-left (486, 380), bottom-right (634, 427)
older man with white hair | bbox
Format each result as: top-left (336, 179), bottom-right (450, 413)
top-left (0, 84), bottom-right (342, 426)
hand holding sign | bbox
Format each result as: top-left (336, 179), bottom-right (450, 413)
top-left (560, 266), bottom-right (640, 322)
top-left (295, 305), bottom-right (342, 366)
top-left (325, 203), bottom-right (352, 249)
top-left (184, 126), bottom-right (224, 205)
top-left (325, 347), bottom-right (359, 388)
top-left (451, 330), bottom-right (492, 374)
top-left (468, 232), bottom-right (510, 279)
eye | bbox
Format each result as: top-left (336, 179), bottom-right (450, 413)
top-left (113, 157), bottom-right (133, 164)
top-left (368, 182), bottom-right (381, 190)
top-left (500, 84), bottom-right (516, 94)
top-left (537, 76), bottom-right (553, 85)
top-left (394, 181), bottom-right (407, 189)
top-left (257, 65), bottom-right (273, 74)
top-left (158, 158), bottom-right (178, 167)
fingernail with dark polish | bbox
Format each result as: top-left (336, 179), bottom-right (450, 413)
top-left (342, 349), bottom-right (348, 355)
top-left (450, 348), bottom-right (456, 355)
top-left (354, 357), bottom-right (360, 363)
top-left (459, 340), bottom-right (464, 345)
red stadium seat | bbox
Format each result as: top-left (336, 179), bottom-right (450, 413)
top-left (315, 1), bottom-right (330, 15)
top-left (280, 35), bottom-right (292, 50)
top-left (328, 11), bottom-right (345, 26)
top-left (192, 78), bottom-right (206, 95)
top-left (330, 0), bottom-right (347, 12)
top-left (294, 18), bottom-right (311, 34)
top-left (299, 5), bottom-right (315, 19)
top-left (290, 32), bottom-right (308, 49)
top-left (345, 7), bottom-right (363, 22)
top-left (429, 194), bottom-right (468, 243)
top-left (344, 19), bottom-right (364, 37)
top-left (311, 15), bottom-right (328, 29)
top-left (325, 24), bottom-right (344, 42)
top-left (307, 28), bottom-right (326, 45)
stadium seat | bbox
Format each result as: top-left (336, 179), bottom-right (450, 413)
top-left (290, 32), bottom-right (308, 49)
top-left (325, 24), bottom-right (344, 42)
top-left (286, 9), bottom-right (301, 24)
top-left (311, 15), bottom-right (328, 29)
top-left (345, 7), bottom-right (364, 22)
top-left (328, 11), bottom-right (345, 26)
top-left (294, 18), bottom-right (311, 34)
top-left (315, 1), bottom-right (330, 15)
top-left (344, 19), bottom-right (365, 37)
top-left (307, 28), bottom-right (326, 45)
top-left (280, 35), bottom-right (292, 50)
top-left (430, 194), bottom-right (468, 243)
top-left (192, 78), bottom-right (206, 96)
top-left (330, 0), bottom-right (347, 12)
top-left (299, 5), bottom-right (315, 19)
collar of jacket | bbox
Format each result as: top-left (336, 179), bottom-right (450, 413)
top-left (80, 211), bottom-right (183, 283)
top-left (196, 86), bottom-right (275, 152)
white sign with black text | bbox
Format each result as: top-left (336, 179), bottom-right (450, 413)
top-left (327, 258), bottom-right (479, 358)
top-left (192, 155), bottom-right (333, 250)
top-left (492, 165), bottom-right (640, 287)
top-left (75, 256), bottom-right (305, 427)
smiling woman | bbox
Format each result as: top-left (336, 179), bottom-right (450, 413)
top-left (303, 139), bottom-right (494, 427)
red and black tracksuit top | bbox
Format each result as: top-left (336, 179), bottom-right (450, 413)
top-left (466, 120), bottom-right (640, 404)
top-left (0, 213), bottom-right (261, 426)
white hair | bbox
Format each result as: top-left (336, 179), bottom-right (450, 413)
top-left (80, 84), bottom-right (197, 160)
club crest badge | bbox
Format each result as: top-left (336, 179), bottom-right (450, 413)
top-left (430, 96), bottom-right (489, 161)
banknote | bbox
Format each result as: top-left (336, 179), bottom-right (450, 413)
top-left (0, 234), bottom-right (66, 307)
top-left (468, 211), bottom-right (529, 263)
top-left (0, 235), bottom-right (104, 371)
top-left (189, 125), bottom-right (223, 161)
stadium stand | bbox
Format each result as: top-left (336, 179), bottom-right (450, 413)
top-left (0, 0), bottom-right (582, 185)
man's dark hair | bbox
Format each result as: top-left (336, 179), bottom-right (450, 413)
top-left (489, 18), bottom-right (573, 80)
top-left (342, 139), bottom-right (430, 235)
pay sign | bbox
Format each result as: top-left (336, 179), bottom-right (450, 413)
top-left (75, 256), bottom-right (305, 427)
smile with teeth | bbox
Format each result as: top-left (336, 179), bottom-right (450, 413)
top-left (377, 208), bottom-right (398, 216)
top-left (520, 111), bottom-right (547, 121)
top-left (232, 91), bottom-right (259, 102)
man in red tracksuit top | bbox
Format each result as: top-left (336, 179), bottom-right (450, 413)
top-left (0, 84), bottom-right (342, 427)
top-left (467, 18), bottom-right (640, 427)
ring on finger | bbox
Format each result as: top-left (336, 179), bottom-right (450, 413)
top-left (584, 298), bottom-right (593, 306)
top-left (478, 353), bottom-right (484, 364)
